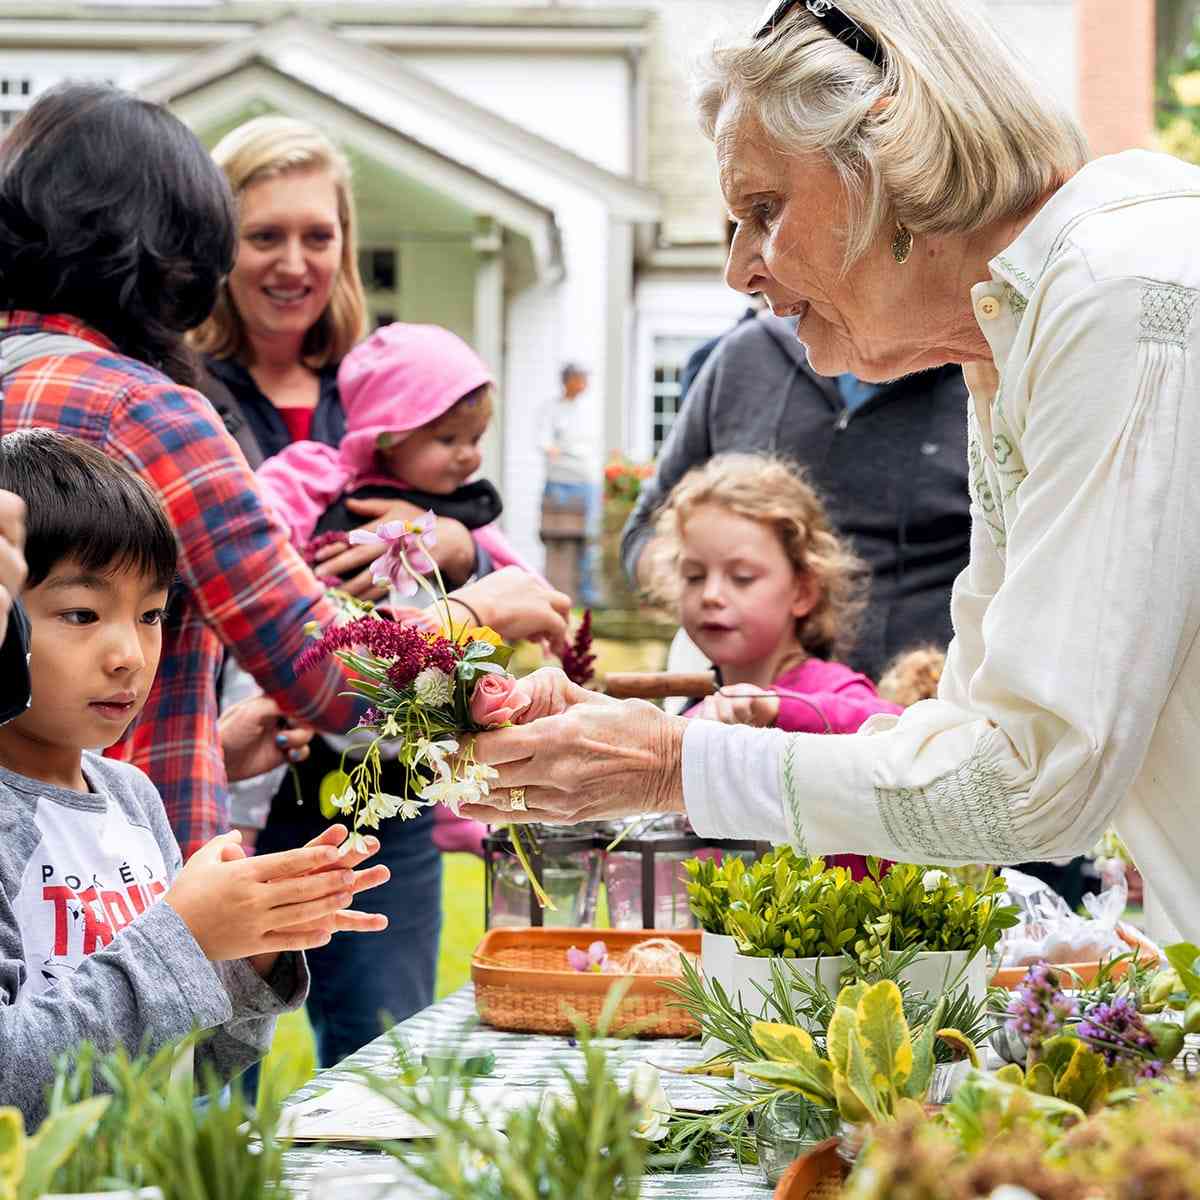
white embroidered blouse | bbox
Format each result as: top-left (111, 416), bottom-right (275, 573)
top-left (683, 150), bottom-right (1200, 942)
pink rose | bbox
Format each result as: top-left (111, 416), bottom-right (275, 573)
top-left (469, 672), bottom-right (530, 728)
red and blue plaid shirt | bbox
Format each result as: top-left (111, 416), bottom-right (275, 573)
top-left (0, 313), bottom-right (360, 857)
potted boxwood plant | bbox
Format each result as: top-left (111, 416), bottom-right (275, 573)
top-left (686, 851), bottom-right (1018, 1017)
top-left (685, 850), bottom-right (857, 1018)
top-left (853, 860), bottom-right (1018, 1002)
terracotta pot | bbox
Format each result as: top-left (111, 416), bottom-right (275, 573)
top-left (772, 1138), bottom-right (847, 1199)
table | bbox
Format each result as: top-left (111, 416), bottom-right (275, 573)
top-left (282, 984), bottom-right (773, 1198)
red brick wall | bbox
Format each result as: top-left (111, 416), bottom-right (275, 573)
top-left (1077, 0), bottom-right (1155, 155)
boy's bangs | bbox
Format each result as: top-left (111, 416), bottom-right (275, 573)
top-left (0, 430), bottom-right (178, 590)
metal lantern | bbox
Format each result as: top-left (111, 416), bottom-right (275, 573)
top-left (483, 825), bottom-right (604, 929)
top-left (604, 814), bottom-right (768, 930)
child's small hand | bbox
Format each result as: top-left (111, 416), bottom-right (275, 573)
top-left (693, 684), bottom-right (780, 728)
top-left (165, 831), bottom-right (387, 964)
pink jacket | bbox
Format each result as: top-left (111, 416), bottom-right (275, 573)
top-left (769, 658), bottom-right (902, 734)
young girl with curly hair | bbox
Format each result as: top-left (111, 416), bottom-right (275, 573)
top-left (653, 453), bottom-right (900, 875)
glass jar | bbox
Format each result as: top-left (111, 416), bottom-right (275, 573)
top-left (604, 815), bottom-right (697, 930)
top-left (484, 826), bottom-right (603, 928)
top-left (754, 1094), bottom-right (835, 1185)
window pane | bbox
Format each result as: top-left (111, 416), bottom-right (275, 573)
top-left (650, 335), bottom-right (706, 455)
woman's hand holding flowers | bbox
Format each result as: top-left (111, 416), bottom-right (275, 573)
top-left (462, 685), bottom-right (688, 825)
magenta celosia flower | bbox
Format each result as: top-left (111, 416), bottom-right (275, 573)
top-left (294, 615), bottom-right (458, 682)
top-left (348, 513), bottom-right (437, 596)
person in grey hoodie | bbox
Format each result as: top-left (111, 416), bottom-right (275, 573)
top-left (0, 432), bottom-right (389, 1126)
top-left (622, 313), bottom-right (970, 680)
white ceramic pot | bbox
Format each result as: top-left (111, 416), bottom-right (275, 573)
top-left (899, 950), bottom-right (989, 1002)
top-left (728, 952), bottom-right (850, 1017)
top-left (700, 930), bottom-right (738, 992)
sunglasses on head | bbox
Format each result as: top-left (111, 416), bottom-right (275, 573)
top-left (754, 0), bottom-right (886, 68)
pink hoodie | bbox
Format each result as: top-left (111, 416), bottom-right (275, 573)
top-left (256, 323), bottom-right (535, 573)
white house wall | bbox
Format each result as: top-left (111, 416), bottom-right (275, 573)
top-left (503, 192), bottom-right (613, 569)
top-left (397, 50), bottom-right (633, 178)
top-left (982, 0), bottom-right (1079, 119)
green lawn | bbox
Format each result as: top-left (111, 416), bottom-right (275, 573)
top-left (261, 853), bottom-right (485, 1095)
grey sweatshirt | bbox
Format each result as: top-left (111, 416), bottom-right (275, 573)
top-left (621, 314), bottom-right (971, 680)
top-left (0, 753), bottom-right (308, 1125)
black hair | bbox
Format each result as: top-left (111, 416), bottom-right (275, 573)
top-left (0, 82), bottom-right (235, 388)
top-left (0, 430), bottom-right (177, 590)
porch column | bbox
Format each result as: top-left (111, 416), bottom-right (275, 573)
top-left (473, 217), bottom-right (505, 488)
top-left (604, 217), bottom-right (634, 460)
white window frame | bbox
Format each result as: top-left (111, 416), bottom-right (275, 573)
top-left (630, 312), bottom-right (735, 462)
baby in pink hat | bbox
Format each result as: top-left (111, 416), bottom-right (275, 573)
top-left (257, 323), bottom-right (536, 856)
top-left (258, 322), bottom-right (534, 580)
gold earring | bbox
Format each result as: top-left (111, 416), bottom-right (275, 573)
top-left (892, 221), bottom-right (913, 265)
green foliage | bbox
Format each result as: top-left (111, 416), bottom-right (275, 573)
top-left (993, 1033), bottom-right (1130, 1114)
top-left (742, 981), bottom-right (950, 1124)
top-left (366, 986), bottom-right (650, 1200)
top-left (0, 1109), bottom-right (24, 1200)
top-left (13, 1097), bottom-right (111, 1200)
top-left (854, 861), bottom-right (1018, 962)
top-left (684, 850), bottom-right (1017, 960)
top-left (34, 1038), bottom-right (288, 1200)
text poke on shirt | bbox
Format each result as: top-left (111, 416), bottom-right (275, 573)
top-left (13, 797), bottom-right (169, 996)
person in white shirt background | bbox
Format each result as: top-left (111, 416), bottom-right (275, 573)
top-left (459, 0), bottom-right (1200, 947)
top-left (541, 363), bottom-right (601, 607)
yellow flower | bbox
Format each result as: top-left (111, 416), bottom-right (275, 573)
top-left (445, 622), bottom-right (504, 647)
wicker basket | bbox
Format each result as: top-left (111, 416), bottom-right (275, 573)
top-left (773, 1139), bottom-right (847, 1200)
top-left (471, 928), bottom-right (700, 1038)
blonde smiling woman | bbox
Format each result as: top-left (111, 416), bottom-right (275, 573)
top-left (463, 0), bottom-right (1200, 944)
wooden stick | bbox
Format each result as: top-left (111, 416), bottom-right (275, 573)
top-left (603, 671), bottom-right (717, 700)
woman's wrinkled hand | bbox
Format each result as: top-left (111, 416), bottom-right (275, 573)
top-left (219, 694), bottom-right (316, 782)
top-left (452, 567), bottom-right (571, 651)
top-left (511, 666), bottom-right (608, 722)
top-left (459, 695), bottom-right (688, 826)
top-left (691, 684), bottom-right (779, 728)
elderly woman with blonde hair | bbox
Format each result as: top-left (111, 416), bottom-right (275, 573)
top-left (463, 0), bottom-right (1200, 942)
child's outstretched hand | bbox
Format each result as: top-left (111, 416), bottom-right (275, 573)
top-left (692, 684), bottom-right (780, 728)
top-left (165, 828), bottom-right (389, 968)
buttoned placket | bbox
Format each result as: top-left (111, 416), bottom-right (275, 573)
top-left (966, 278), bottom-right (1021, 463)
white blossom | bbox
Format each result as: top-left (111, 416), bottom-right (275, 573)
top-left (338, 831), bottom-right (371, 857)
top-left (360, 791), bottom-right (406, 828)
top-left (418, 776), bottom-right (483, 816)
top-left (330, 784), bottom-right (357, 814)
top-left (413, 667), bottom-right (454, 708)
top-left (628, 1063), bottom-right (671, 1141)
top-left (922, 869), bottom-right (951, 892)
top-left (414, 737), bottom-right (459, 782)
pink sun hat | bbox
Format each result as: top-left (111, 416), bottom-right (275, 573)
top-left (336, 322), bottom-right (494, 477)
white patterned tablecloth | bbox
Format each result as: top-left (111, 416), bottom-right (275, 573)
top-left (281, 984), bottom-right (773, 1198)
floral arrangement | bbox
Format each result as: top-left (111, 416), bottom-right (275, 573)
top-left (603, 454), bottom-right (654, 505)
top-left (295, 514), bottom-right (546, 895)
